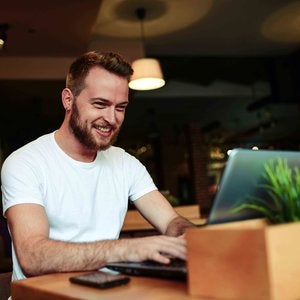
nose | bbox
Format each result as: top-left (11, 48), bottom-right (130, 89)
top-left (103, 107), bottom-right (117, 125)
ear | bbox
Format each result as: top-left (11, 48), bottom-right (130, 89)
top-left (61, 88), bottom-right (74, 111)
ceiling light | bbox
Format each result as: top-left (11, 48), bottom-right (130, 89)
top-left (261, 2), bottom-right (300, 43)
top-left (129, 58), bottom-right (165, 91)
top-left (0, 23), bottom-right (9, 50)
top-left (129, 8), bottom-right (165, 91)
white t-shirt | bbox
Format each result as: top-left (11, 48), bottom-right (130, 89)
top-left (1, 131), bottom-right (157, 280)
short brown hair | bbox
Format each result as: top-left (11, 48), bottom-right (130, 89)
top-left (66, 51), bottom-right (133, 96)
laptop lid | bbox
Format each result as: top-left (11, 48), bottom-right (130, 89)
top-left (207, 148), bottom-right (300, 224)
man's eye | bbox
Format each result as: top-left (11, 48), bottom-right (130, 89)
top-left (94, 102), bottom-right (106, 108)
top-left (116, 106), bottom-right (127, 112)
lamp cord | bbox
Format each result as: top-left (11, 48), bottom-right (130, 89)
top-left (136, 7), bottom-right (146, 55)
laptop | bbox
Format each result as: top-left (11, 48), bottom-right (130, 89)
top-left (105, 148), bottom-right (300, 280)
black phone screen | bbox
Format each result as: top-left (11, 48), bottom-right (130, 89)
top-left (69, 271), bottom-right (130, 289)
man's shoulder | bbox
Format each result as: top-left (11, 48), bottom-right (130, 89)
top-left (4, 132), bottom-right (55, 164)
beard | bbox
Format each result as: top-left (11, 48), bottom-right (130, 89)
top-left (69, 101), bottom-right (120, 151)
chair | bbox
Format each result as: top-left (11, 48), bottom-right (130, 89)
top-left (0, 236), bottom-right (12, 273)
top-left (0, 271), bottom-right (11, 300)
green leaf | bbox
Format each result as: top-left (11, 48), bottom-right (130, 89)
top-left (231, 156), bottom-right (300, 224)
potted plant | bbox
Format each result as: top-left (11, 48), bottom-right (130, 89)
top-left (186, 157), bottom-right (300, 300)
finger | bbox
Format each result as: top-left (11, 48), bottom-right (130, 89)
top-left (151, 252), bottom-right (171, 264)
top-left (151, 238), bottom-right (187, 261)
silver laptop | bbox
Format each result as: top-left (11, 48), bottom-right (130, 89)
top-left (106, 148), bottom-right (300, 280)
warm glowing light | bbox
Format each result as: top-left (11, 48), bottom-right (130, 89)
top-left (129, 58), bottom-right (165, 91)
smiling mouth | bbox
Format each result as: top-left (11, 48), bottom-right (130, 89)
top-left (94, 125), bottom-right (113, 136)
top-left (96, 126), bottom-right (110, 132)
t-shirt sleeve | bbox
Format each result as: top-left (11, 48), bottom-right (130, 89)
top-left (1, 152), bottom-right (44, 217)
top-left (123, 152), bottom-right (157, 201)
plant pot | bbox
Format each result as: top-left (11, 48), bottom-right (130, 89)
top-left (186, 219), bottom-right (300, 300)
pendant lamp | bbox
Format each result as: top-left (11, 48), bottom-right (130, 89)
top-left (0, 24), bottom-right (9, 50)
top-left (128, 8), bottom-right (165, 91)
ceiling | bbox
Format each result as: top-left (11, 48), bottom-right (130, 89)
top-left (2, 0), bottom-right (300, 57)
top-left (1, 0), bottom-right (300, 152)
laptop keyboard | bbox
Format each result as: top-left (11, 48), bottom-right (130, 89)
top-left (105, 258), bottom-right (187, 280)
top-left (142, 258), bottom-right (186, 269)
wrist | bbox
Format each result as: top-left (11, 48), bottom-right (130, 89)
top-left (165, 216), bottom-right (195, 236)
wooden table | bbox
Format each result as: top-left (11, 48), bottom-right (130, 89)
top-left (11, 272), bottom-right (201, 300)
top-left (121, 205), bottom-right (204, 231)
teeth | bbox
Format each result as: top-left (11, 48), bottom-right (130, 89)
top-left (96, 126), bottom-right (110, 133)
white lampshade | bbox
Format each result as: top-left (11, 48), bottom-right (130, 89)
top-left (129, 58), bottom-right (165, 91)
top-left (0, 39), bottom-right (4, 50)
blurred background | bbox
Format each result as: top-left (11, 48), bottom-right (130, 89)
top-left (1, 0), bottom-right (300, 214)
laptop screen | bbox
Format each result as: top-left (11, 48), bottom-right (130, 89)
top-left (207, 148), bottom-right (300, 224)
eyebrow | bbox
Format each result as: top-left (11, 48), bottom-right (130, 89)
top-left (89, 97), bottom-right (129, 105)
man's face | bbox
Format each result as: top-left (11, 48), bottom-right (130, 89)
top-left (69, 67), bottom-right (129, 151)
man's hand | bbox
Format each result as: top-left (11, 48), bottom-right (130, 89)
top-left (116, 235), bottom-right (187, 264)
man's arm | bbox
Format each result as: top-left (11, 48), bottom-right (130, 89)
top-left (133, 190), bottom-right (196, 236)
top-left (6, 203), bottom-right (187, 277)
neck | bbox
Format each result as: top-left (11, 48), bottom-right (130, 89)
top-left (55, 125), bottom-right (97, 163)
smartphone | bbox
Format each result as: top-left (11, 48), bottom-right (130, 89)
top-left (69, 271), bottom-right (130, 289)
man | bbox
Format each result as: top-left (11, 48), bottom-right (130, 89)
top-left (1, 51), bottom-right (194, 281)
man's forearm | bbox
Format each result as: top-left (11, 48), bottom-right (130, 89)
top-left (164, 216), bottom-right (195, 237)
top-left (19, 237), bottom-right (129, 277)
top-left (18, 234), bottom-right (188, 277)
